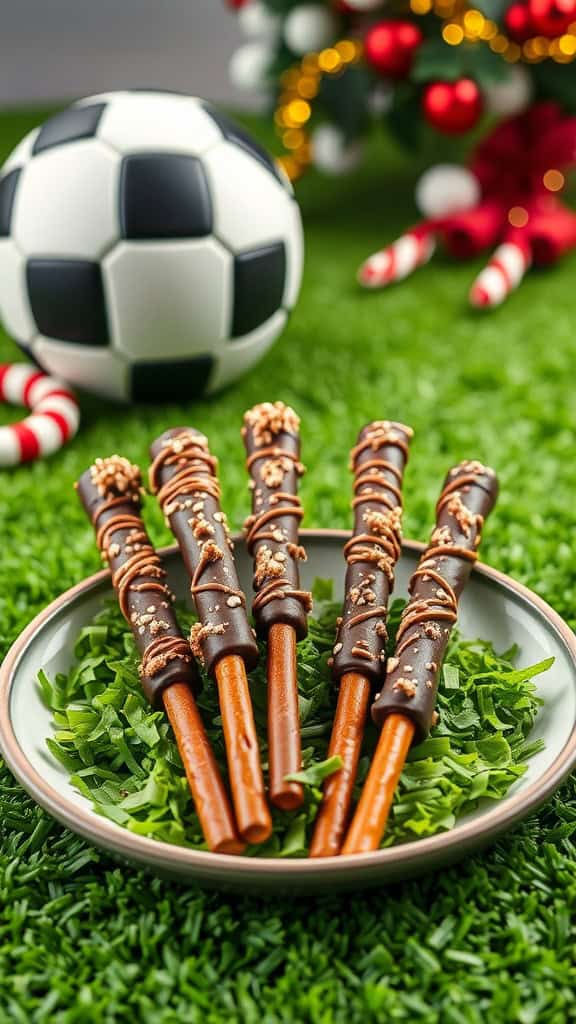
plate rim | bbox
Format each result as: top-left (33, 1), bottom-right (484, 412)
top-left (1, 529), bottom-right (576, 880)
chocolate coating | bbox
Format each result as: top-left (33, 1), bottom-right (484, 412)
top-left (241, 401), bottom-right (311, 640)
top-left (149, 428), bottom-right (259, 676)
top-left (332, 421), bottom-right (413, 687)
top-left (76, 456), bottom-right (198, 709)
top-left (372, 460), bottom-right (499, 744)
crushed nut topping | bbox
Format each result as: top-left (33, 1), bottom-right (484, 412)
top-left (452, 460), bottom-right (492, 477)
top-left (90, 455), bottom-right (141, 500)
top-left (446, 493), bottom-right (476, 538)
top-left (201, 541), bottom-right (223, 564)
top-left (243, 401), bottom-right (300, 447)
top-left (189, 621), bottom-right (227, 661)
top-left (393, 677), bottom-right (417, 698)
top-left (192, 517), bottom-right (215, 540)
top-left (260, 456), bottom-right (293, 488)
top-left (363, 505), bottom-right (403, 539)
top-left (254, 545), bottom-right (287, 587)
top-left (430, 525), bottom-right (454, 547)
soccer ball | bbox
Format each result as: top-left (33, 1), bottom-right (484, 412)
top-left (0, 91), bottom-right (303, 402)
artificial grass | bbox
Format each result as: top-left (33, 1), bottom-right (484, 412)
top-left (0, 105), bottom-right (575, 1022)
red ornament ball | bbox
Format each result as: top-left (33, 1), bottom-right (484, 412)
top-left (529, 0), bottom-right (575, 35)
top-left (226, 0), bottom-right (249, 7)
top-left (364, 20), bottom-right (423, 79)
top-left (504, 2), bottom-right (534, 41)
top-left (422, 79), bottom-right (483, 135)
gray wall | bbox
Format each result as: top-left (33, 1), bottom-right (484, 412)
top-left (1, 0), bottom-right (245, 107)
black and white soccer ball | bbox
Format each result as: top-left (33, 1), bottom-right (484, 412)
top-left (0, 91), bottom-right (303, 402)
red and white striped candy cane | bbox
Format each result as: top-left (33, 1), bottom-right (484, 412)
top-left (469, 240), bottom-right (531, 309)
top-left (0, 364), bottom-right (80, 467)
top-left (357, 225), bottom-right (436, 289)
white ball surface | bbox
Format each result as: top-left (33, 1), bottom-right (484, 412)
top-left (284, 5), bottom-right (337, 55)
top-left (312, 124), bottom-right (363, 176)
top-left (0, 92), bottom-right (304, 402)
top-left (229, 41), bottom-right (273, 93)
top-left (238, 1), bottom-right (280, 39)
top-left (415, 164), bottom-right (481, 220)
top-left (13, 141), bottom-right (119, 259)
top-left (484, 66), bottom-right (533, 118)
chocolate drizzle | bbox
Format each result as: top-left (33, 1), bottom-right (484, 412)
top-left (241, 402), bottom-right (311, 640)
top-left (149, 428), bottom-right (259, 675)
top-left (331, 421), bottom-right (413, 686)
top-left (76, 455), bottom-right (197, 708)
top-left (372, 459), bottom-right (499, 744)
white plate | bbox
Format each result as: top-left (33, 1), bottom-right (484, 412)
top-left (1, 532), bottom-right (575, 890)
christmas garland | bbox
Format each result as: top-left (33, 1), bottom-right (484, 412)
top-left (227, 0), bottom-right (576, 171)
top-left (226, 0), bottom-right (576, 308)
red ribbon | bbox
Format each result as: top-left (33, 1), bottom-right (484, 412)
top-left (434, 102), bottom-right (576, 265)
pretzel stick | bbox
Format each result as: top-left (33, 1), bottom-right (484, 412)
top-left (342, 460), bottom-right (499, 855)
top-left (310, 421), bottom-right (413, 857)
top-left (242, 402), bottom-right (311, 810)
top-left (149, 429), bottom-right (272, 845)
top-left (76, 456), bottom-right (243, 855)
top-left (266, 624), bottom-right (303, 809)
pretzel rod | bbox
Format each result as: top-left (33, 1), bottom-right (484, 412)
top-left (149, 428), bottom-right (272, 845)
top-left (76, 456), bottom-right (243, 855)
top-left (309, 672), bottom-right (371, 858)
top-left (342, 459), bottom-right (499, 855)
top-left (266, 623), bottom-right (303, 810)
top-left (310, 421), bottom-right (413, 858)
top-left (241, 402), bottom-right (311, 810)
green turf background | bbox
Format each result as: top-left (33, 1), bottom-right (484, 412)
top-left (1, 107), bottom-right (575, 1022)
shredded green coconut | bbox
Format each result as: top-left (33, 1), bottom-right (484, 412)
top-left (41, 589), bottom-right (549, 856)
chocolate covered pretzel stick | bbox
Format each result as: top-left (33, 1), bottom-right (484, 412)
top-left (310, 421), bottom-right (413, 857)
top-left (76, 455), bottom-right (243, 855)
top-left (149, 428), bottom-right (272, 845)
top-left (242, 402), bottom-right (311, 811)
top-left (342, 459), bottom-right (498, 855)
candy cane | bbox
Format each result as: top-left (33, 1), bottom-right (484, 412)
top-left (0, 364), bottom-right (80, 467)
top-left (469, 241), bottom-right (531, 309)
top-left (357, 227), bottom-right (436, 289)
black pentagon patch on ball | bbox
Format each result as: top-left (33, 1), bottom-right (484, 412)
top-left (0, 169), bottom-right (21, 236)
top-left (202, 104), bottom-right (286, 188)
top-left (120, 154), bottom-right (212, 240)
top-left (130, 356), bottom-right (214, 402)
top-left (232, 243), bottom-right (286, 338)
top-left (32, 104), bottom-right (106, 155)
top-left (27, 260), bottom-right (109, 345)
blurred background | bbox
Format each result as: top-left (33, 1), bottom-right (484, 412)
top-left (0, 0), bottom-right (246, 108)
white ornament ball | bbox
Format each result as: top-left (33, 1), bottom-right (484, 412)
top-left (229, 42), bottom-right (272, 92)
top-left (284, 5), bottom-right (338, 56)
top-left (0, 91), bottom-right (304, 402)
top-left (415, 164), bottom-right (481, 220)
top-left (312, 124), bottom-right (363, 176)
top-left (341, 0), bottom-right (386, 9)
top-left (484, 66), bottom-right (533, 118)
top-left (238, 1), bottom-right (280, 40)
top-left (368, 83), bottom-right (393, 116)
